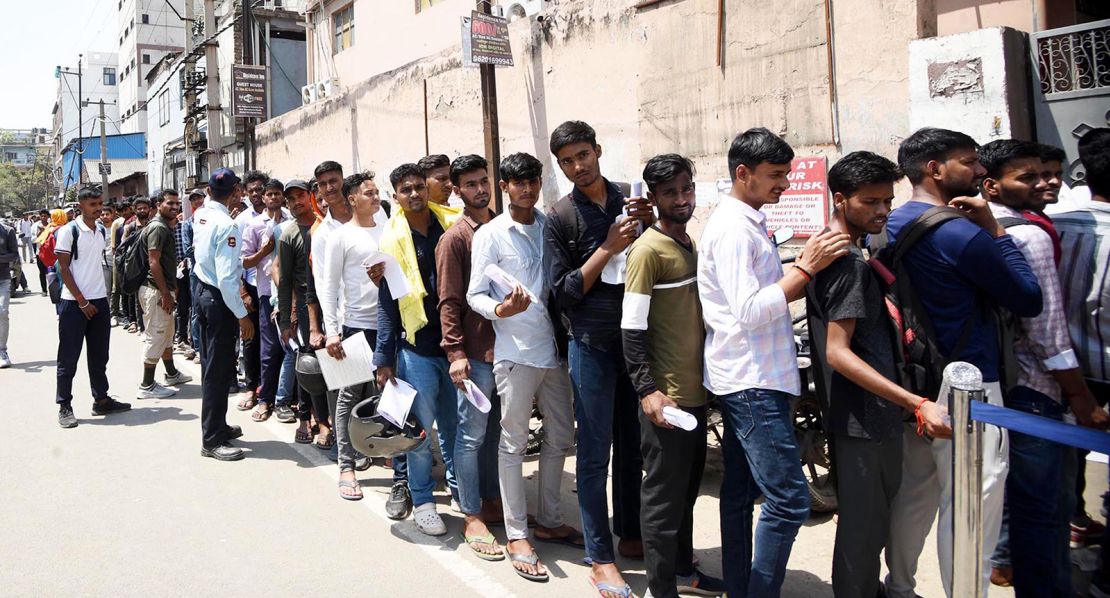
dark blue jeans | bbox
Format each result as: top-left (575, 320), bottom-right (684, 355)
top-left (719, 388), bottom-right (810, 597)
top-left (1004, 385), bottom-right (1074, 598)
top-left (256, 296), bottom-right (282, 404)
top-left (568, 339), bottom-right (642, 564)
top-left (56, 298), bottom-right (111, 405)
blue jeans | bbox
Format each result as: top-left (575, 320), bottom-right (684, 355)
top-left (1004, 385), bottom-right (1074, 598)
top-left (568, 339), bottom-right (642, 564)
top-left (719, 388), bottom-right (810, 597)
top-left (189, 273), bottom-right (201, 351)
top-left (397, 348), bottom-right (459, 507)
top-left (454, 360), bottom-right (502, 515)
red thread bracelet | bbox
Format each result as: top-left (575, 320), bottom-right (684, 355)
top-left (914, 397), bottom-right (929, 436)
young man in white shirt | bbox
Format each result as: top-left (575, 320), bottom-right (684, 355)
top-left (55, 186), bottom-right (133, 428)
top-left (321, 171), bottom-right (386, 500)
top-left (698, 128), bottom-right (849, 597)
top-left (468, 152), bottom-right (579, 582)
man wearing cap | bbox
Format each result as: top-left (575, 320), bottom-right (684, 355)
top-left (194, 168), bottom-right (256, 461)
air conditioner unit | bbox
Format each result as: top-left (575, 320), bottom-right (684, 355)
top-left (301, 84), bottom-right (317, 105)
top-left (316, 77), bottom-right (338, 99)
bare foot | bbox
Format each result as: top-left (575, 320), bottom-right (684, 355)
top-left (534, 523), bottom-right (585, 546)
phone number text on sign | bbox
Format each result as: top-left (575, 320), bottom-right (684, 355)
top-left (762, 157), bottom-right (828, 238)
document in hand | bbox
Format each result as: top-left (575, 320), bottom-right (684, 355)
top-left (378, 378), bottom-right (418, 430)
top-left (362, 252), bottom-right (411, 298)
top-left (314, 333), bottom-right (375, 391)
top-left (662, 406), bottom-right (698, 431)
top-left (483, 263), bottom-right (539, 303)
top-left (462, 379), bottom-right (492, 414)
top-left (601, 214), bottom-right (630, 285)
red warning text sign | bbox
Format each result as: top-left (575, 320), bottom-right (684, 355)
top-left (762, 157), bottom-right (829, 238)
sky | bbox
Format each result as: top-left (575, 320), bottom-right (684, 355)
top-left (0, 0), bottom-right (119, 129)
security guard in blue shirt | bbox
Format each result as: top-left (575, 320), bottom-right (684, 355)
top-left (194, 168), bottom-right (256, 461)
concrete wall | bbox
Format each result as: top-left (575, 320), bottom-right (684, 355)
top-left (258, 0), bottom-right (936, 234)
top-left (908, 27), bottom-right (1032, 143)
top-left (936, 0), bottom-right (1077, 35)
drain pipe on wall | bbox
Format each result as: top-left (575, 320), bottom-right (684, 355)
top-left (824, 0), bottom-right (841, 148)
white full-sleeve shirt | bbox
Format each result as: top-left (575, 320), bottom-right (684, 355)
top-left (320, 221), bottom-right (384, 337)
top-left (697, 196), bottom-right (800, 396)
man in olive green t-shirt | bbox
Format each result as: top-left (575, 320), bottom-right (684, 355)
top-left (621, 155), bottom-right (724, 598)
top-left (137, 190), bottom-right (192, 400)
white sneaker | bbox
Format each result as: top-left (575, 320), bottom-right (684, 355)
top-left (0, 351), bottom-right (10, 368)
top-left (137, 382), bottom-right (177, 399)
top-left (413, 503), bottom-right (447, 536)
top-left (164, 371), bottom-right (193, 386)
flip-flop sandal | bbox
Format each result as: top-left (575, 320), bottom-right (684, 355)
top-left (294, 429), bottom-right (313, 444)
top-left (251, 407), bottom-right (272, 422)
top-left (535, 528), bottom-right (586, 548)
top-left (338, 479), bottom-right (363, 501)
top-left (314, 432), bottom-right (335, 450)
top-left (505, 548), bottom-right (548, 582)
top-left (588, 577), bottom-right (634, 598)
top-left (236, 396), bottom-right (257, 411)
top-left (462, 533), bottom-right (505, 562)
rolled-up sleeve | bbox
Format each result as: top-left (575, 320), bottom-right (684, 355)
top-left (543, 207), bottom-right (585, 311)
top-left (215, 225), bottom-right (248, 319)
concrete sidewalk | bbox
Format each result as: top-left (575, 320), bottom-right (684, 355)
top-left (1, 291), bottom-right (1099, 597)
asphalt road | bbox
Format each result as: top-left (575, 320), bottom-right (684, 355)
top-left (1, 289), bottom-right (1101, 597)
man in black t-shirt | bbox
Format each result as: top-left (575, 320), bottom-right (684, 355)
top-left (807, 152), bottom-right (951, 598)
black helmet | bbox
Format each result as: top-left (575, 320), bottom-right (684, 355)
top-left (349, 395), bottom-right (426, 458)
top-left (295, 352), bottom-right (328, 396)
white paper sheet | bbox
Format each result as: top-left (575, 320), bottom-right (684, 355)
top-left (662, 406), bottom-right (697, 431)
top-left (462, 379), bottom-right (492, 414)
top-left (378, 378), bottom-right (418, 430)
top-left (362, 251), bottom-right (411, 298)
top-left (314, 333), bottom-right (376, 391)
top-left (483, 263), bottom-right (539, 304)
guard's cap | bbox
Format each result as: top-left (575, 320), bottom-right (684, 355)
top-left (209, 168), bottom-right (241, 199)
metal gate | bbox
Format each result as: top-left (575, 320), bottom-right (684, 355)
top-left (1031, 18), bottom-right (1110, 185)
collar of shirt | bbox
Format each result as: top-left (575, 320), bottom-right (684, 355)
top-left (570, 178), bottom-right (624, 211)
top-left (461, 209), bottom-right (495, 231)
top-left (988, 202), bottom-right (1023, 219)
top-left (726, 195), bottom-right (768, 227)
top-left (203, 200), bottom-right (230, 217)
top-left (1088, 201), bottom-right (1110, 215)
top-left (75, 217), bottom-right (99, 234)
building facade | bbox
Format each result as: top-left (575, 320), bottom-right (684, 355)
top-left (50, 52), bottom-right (122, 192)
top-left (116, 0), bottom-right (187, 134)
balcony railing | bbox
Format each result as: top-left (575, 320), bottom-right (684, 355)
top-left (1033, 19), bottom-right (1110, 100)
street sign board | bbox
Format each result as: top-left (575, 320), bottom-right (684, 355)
top-left (469, 11), bottom-right (513, 66)
top-left (98, 162), bottom-right (112, 176)
top-left (232, 64), bottom-right (268, 119)
top-left (761, 157), bottom-right (829, 237)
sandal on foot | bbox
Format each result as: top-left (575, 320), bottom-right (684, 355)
top-left (338, 479), bottom-right (363, 501)
top-left (462, 533), bottom-right (505, 562)
top-left (294, 428), bottom-right (312, 444)
top-left (236, 396), bottom-right (257, 411)
top-left (535, 527), bottom-right (585, 548)
top-left (505, 548), bottom-right (549, 582)
top-left (314, 431), bottom-right (335, 450)
top-left (251, 406), bottom-right (272, 422)
top-left (588, 577), bottom-right (634, 598)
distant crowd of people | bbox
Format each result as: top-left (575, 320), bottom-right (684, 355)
top-left (5, 120), bottom-right (1108, 598)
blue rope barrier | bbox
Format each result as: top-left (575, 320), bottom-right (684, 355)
top-left (970, 401), bottom-right (1110, 455)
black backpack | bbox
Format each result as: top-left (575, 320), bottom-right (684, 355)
top-left (868, 206), bottom-right (978, 399)
top-left (118, 220), bottom-right (165, 295)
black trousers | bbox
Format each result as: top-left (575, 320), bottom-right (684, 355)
top-left (174, 268), bottom-right (191, 343)
top-left (639, 404), bottom-right (707, 598)
top-left (36, 257), bottom-right (48, 294)
top-left (197, 282), bottom-right (238, 448)
top-left (241, 283), bottom-right (260, 391)
top-left (55, 298), bottom-right (111, 405)
top-left (831, 432), bottom-right (903, 598)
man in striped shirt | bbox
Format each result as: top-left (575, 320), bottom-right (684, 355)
top-left (698, 128), bottom-right (850, 597)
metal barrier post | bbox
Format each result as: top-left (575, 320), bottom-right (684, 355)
top-left (947, 361), bottom-right (986, 597)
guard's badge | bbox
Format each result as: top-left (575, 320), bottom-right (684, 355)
top-left (228, 237), bottom-right (237, 248)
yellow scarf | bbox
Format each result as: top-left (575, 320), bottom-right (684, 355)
top-left (36, 209), bottom-right (69, 245)
top-left (379, 202), bottom-right (461, 340)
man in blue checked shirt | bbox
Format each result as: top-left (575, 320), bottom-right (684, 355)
top-left (193, 168), bottom-right (256, 462)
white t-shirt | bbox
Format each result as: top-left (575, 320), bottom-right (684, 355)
top-left (320, 222), bottom-right (385, 337)
top-left (55, 218), bottom-right (109, 301)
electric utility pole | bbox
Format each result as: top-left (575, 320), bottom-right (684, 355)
top-left (203, 0), bottom-right (224, 173)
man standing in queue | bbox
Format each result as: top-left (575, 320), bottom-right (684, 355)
top-left (194, 168), bottom-right (256, 461)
